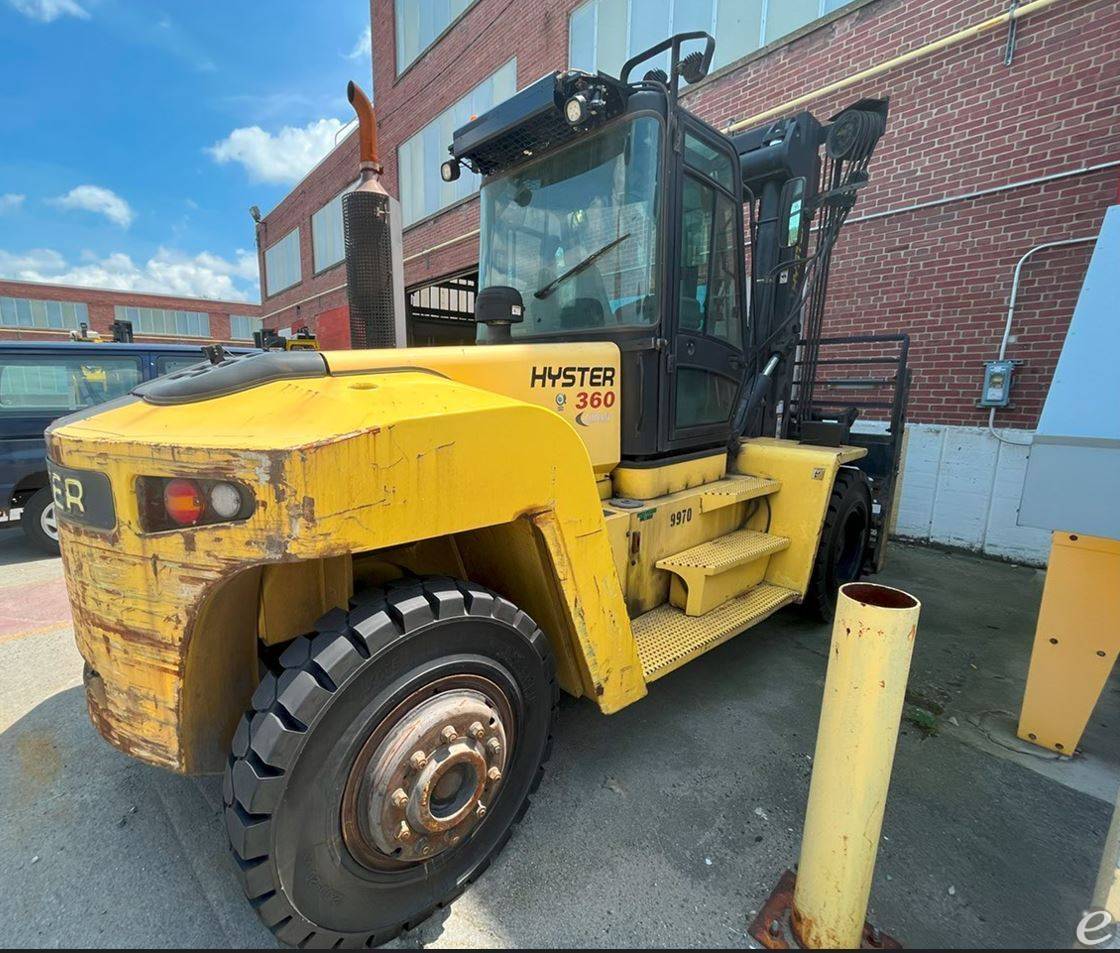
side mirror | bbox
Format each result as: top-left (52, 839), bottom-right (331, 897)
top-left (475, 285), bottom-right (525, 343)
top-left (779, 177), bottom-right (807, 248)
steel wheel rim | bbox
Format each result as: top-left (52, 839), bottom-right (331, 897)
top-left (41, 503), bottom-right (59, 541)
top-left (341, 673), bottom-right (514, 871)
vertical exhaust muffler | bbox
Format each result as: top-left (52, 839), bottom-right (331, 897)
top-left (343, 81), bottom-right (407, 349)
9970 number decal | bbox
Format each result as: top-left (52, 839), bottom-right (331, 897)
top-left (669, 507), bottom-right (693, 527)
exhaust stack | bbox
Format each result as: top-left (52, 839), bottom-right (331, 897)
top-left (342, 81), bottom-right (407, 349)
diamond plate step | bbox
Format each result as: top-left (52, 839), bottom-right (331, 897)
top-left (700, 475), bottom-right (781, 512)
top-left (632, 583), bottom-right (799, 682)
top-left (655, 529), bottom-right (790, 616)
top-left (656, 529), bottom-right (789, 576)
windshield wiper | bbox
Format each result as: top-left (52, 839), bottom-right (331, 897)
top-left (533, 233), bottom-right (631, 300)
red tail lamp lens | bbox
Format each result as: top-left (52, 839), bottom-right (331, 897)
top-left (163, 478), bottom-right (205, 526)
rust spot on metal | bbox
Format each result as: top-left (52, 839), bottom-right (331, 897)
top-left (749, 868), bottom-right (902, 950)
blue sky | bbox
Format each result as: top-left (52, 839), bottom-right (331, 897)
top-left (0, 0), bottom-right (373, 303)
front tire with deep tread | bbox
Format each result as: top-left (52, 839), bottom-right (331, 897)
top-left (803, 467), bottom-right (872, 622)
top-left (223, 576), bottom-right (558, 948)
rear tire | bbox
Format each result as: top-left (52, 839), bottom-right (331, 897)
top-left (803, 467), bottom-right (871, 622)
top-left (21, 487), bottom-right (60, 555)
top-left (223, 576), bottom-right (558, 949)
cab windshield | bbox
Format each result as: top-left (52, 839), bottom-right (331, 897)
top-left (478, 115), bottom-right (662, 337)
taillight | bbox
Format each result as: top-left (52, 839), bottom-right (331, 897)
top-left (164, 479), bottom-right (205, 526)
top-left (137, 476), bottom-right (254, 532)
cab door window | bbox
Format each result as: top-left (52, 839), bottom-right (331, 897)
top-left (678, 175), bottom-right (742, 350)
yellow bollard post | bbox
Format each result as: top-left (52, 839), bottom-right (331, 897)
top-left (792, 582), bottom-right (921, 948)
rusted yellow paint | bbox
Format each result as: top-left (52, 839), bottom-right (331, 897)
top-left (1017, 531), bottom-right (1120, 755)
top-left (49, 365), bottom-right (642, 772)
top-left (48, 344), bottom-right (863, 775)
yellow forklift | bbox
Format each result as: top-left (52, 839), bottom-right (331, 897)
top-left (253, 325), bottom-right (321, 351)
top-left (46, 33), bottom-right (909, 947)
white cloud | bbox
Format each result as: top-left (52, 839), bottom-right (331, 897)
top-left (207, 118), bottom-right (346, 185)
top-left (8, 0), bottom-right (89, 22)
top-left (49, 185), bottom-right (135, 228)
top-left (0, 246), bottom-right (259, 302)
top-left (0, 193), bottom-right (25, 214)
top-left (347, 25), bottom-right (371, 60)
top-left (0, 248), bottom-right (67, 273)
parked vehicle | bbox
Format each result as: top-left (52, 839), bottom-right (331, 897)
top-left (0, 340), bottom-right (250, 553)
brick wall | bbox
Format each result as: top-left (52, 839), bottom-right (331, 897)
top-left (376, 0), bottom-right (1119, 429)
top-left (256, 131), bottom-right (360, 332)
top-left (680, 0), bottom-right (1119, 427)
top-left (0, 279), bottom-right (259, 345)
top-left (264, 0), bottom-right (1117, 431)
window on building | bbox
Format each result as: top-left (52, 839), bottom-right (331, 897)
top-left (0, 296), bottom-right (88, 331)
top-left (569, 0), bottom-right (853, 76)
top-left (398, 58), bottom-right (517, 228)
top-left (265, 228), bottom-right (302, 295)
top-left (311, 181), bottom-right (359, 273)
top-left (395, 0), bottom-right (477, 74)
top-left (114, 305), bottom-right (211, 338)
top-left (230, 315), bottom-right (262, 341)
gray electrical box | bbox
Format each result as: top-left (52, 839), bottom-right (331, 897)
top-left (1018, 205), bottom-right (1120, 538)
top-left (979, 359), bottom-right (1015, 407)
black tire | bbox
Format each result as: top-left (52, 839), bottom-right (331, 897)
top-left (803, 467), bottom-right (872, 622)
top-left (21, 487), bottom-right (60, 555)
top-left (223, 576), bottom-right (558, 949)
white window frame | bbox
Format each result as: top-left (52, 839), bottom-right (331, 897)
top-left (394, 0), bottom-right (479, 76)
top-left (397, 58), bottom-right (518, 228)
top-left (311, 180), bottom-right (359, 275)
top-left (229, 315), bottom-right (262, 341)
top-left (569, 0), bottom-right (851, 75)
top-left (0, 296), bottom-right (87, 331)
top-left (264, 228), bottom-right (302, 296)
top-left (115, 305), bottom-right (211, 338)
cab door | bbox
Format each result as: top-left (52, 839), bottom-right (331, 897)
top-left (663, 126), bottom-right (748, 452)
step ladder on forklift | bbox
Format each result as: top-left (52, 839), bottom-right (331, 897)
top-left (627, 473), bottom-right (798, 683)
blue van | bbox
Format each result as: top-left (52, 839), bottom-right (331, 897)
top-left (0, 340), bottom-right (252, 553)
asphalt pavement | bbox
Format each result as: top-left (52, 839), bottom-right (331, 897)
top-left (1, 524), bottom-right (1116, 948)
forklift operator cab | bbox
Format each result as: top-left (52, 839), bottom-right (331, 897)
top-left (464, 34), bottom-right (749, 459)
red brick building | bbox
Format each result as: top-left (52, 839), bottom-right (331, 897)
top-left (0, 279), bottom-right (261, 346)
top-left (258, 0), bottom-right (1118, 562)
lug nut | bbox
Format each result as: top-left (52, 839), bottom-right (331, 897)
top-left (487, 766), bottom-right (502, 782)
top-left (397, 821), bottom-right (413, 842)
top-left (468, 721), bottom-right (485, 739)
top-left (449, 834), bottom-right (461, 846)
top-left (486, 737), bottom-right (502, 756)
top-left (409, 750), bottom-right (428, 770)
top-left (475, 803), bottom-right (487, 818)
top-left (441, 725), bottom-right (458, 743)
top-left (391, 788), bottom-right (409, 808)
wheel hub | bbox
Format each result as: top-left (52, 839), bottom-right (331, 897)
top-left (343, 682), bottom-right (510, 868)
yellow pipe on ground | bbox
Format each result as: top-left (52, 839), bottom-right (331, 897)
top-left (792, 582), bottom-right (921, 949)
